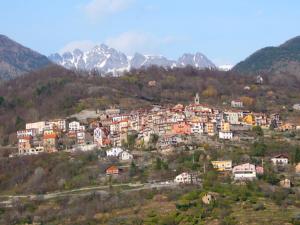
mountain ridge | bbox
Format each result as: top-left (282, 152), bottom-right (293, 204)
top-left (233, 36), bottom-right (300, 76)
top-left (0, 34), bottom-right (52, 79)
top-left (49, 44), bottom-right (216, 75)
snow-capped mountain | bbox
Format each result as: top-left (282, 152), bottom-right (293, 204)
top-left (49, 44), bottom-right (216, 75)
top-left (218, 64), bottom-right (233, 71)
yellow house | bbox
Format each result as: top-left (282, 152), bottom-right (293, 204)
top-left (221, 121), bottom-right (230, 132)
top-left (206, 122), bottom-right (215, 136)
top-left (243, 114), bottom-right (254, 125)
top-left (211, 160), bottom-right (232, 171)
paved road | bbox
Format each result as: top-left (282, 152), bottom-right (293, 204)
top-left (0, 181), bottom-right (178, 207)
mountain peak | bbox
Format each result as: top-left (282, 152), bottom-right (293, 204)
top-left (0, 34), bottom-right (51, 79)
top-left (49, 44), bottom-right (216, 75)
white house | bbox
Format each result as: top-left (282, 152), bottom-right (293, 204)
top-left (190, 122), bottom-right (204, 134)
top-left (293, 104), bottom-right (300, 111)
top-left (20, 146), bottom-right (44, 156)
top-left (94, 127), bottom-right (105, 147)
top-left (271, 154), bottom-right (289, 166)
top-left (17, 129), bottom-right (37, 138)
top-left (26, 121), bottom-right (46, 134)
top-left (72, 144), bottom-right (97, 152)
top-left (174, 172), bottom-right (192, 184)
top-left (120, 151), bottom-right (133, 160)
top-left (69, 121), bottom-right (85, 131)
top-left (231, 100), bottom-right (243, 108)
top-left (219, 131), bottom-right (233, 140)
top-left (232, 163), bottom-right (256, 180)
top-left (106, 147), bottom-right (124, 157)
top-left (224, 111), bottom-right (240, 125)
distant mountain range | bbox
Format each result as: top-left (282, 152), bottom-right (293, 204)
top-left (0, 34), bottom-right (51, 79)
top-left (233, 36), bottom-right (300, 76)
top-left (3, 33), bottom-right (300, 80)
top-left (49, 44), bottom-right (216, 75)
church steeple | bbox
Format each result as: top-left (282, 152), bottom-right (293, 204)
top-left (194, 93), bottom-right (200, 104)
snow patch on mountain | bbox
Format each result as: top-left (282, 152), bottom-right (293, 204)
top-left (49, 44), bottom-right (216, 75)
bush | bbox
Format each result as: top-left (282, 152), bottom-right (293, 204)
top-left (253, 203), bottom-right (265, 211)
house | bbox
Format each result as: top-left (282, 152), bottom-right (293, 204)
top-left (148, 80), bottom-right (157, 87)
top-left (202, 192), bottom-right (219, 205)
top-left (232, 163), bottom-right (256, 180)
top-left (243, 114), bottom-right (254, 125)
top-left (280, 178), bottom-right (291, 188)
top-left (18, 136), bottom-right (33, 155)
top-left (293, 104), bottom-right (300, 111)
top-left (174, 172), bottom-right (192, 184)
top-left (220, 121), bottom-right (230, 132)
top-left (26, 121), bottom-right (46, 134)
top-left (106, 166), bottom-right (122, 175)
top-left (47, 119), bottom-right (67, 132)
top-left (206, 122), bottom-right (216, 136)
top-left (224, 111), bottom-right (240, 125)
top-left (172, 122), bottom-right (191, 135)
top-left (211, 160), bottom-right (232, 171)
top-left (69, 121), bottom-right (85, 132)
top-left (174, 172), bottom-right (198, 184)
top-left (271, 154), bottom-right (289, 166)
top-left (73, 144), bottom-right (97, 152)
top-left (231, 100), bottom-right (243, 108)
top-left (21, 146), bottom-right (44, 155)
top-left (219, 131), bottom-right (233, 140)
top-left (190, 121), bottom-right (204, 134)
top-left (158, 135), bottom-right (183, 148)
top-left (94, 127), bottom-right (106, 147)
top-left (43, 133), bottom-right (58, 153)
top-left (106, 147), bottom-right (124, 157)
top-left (255, 166), bottom-right (264, 175)
top-left (120, 151), bottom-right (133, 161)
top-left (76, 131), bottom-right (85, 144)
top-left (256, 75), bottom-right (263, 84)
top-left (17, 129), bottom-right (37, 139)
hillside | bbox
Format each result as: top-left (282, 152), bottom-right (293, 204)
top-left (233, 36), bottom-right (300, 76)
top-left (0, 34), bottom-right (51, 79)
top-left (0, 65), bottom-right (300, 145)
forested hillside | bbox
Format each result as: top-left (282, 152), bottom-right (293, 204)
top-left (233, 36), bottom-right (300, 76)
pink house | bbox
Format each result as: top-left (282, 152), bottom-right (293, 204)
top-left (255, 166), bottom-right (264, 175)
top-left (232, 163), bottom-right (256, 180)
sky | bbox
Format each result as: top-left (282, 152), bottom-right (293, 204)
top-left (1, 0), bottom-right (300, 66)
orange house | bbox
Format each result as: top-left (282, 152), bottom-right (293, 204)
top-left (106, 166), bottom-right (121, 175)
top-left (172, 122), bottom-right (191, 135)
top-left (43, 133), bottom-right (58, 153)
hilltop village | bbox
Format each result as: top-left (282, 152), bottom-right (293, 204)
top-left (16, 93), bottom-right (286, 156)
top-left (14, 94), bottom-right (300, 183)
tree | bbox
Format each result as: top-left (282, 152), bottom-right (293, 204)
top-left (252, 126), bottom-right (264, 136)
top-left (129, 161), bottom-right (137, 177)
top-left (202, 86), bottom-right (218, 98)
top-left (0, 96), bottom-right (4, 106)
top-left (251, 141), bottom-right (267, 157)
top-left (293, 147), bottom-right (300, 164)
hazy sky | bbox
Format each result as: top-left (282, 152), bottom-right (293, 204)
top-left (1, 0), bottom-right (300, 65)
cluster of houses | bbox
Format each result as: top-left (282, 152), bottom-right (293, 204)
top-left (16, 94), bottom-right (288, 156)
top-left (174, 154), bottom-right (291, 185)
top-left (211, 154), bottom-right (290, 181)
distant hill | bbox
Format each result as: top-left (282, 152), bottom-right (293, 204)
top-left (49, 44), bottom-right (216, 75)
top-left (233, 36), bottom-right (300, 76)
top-left (0, 34), bottom-right (51, 79)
